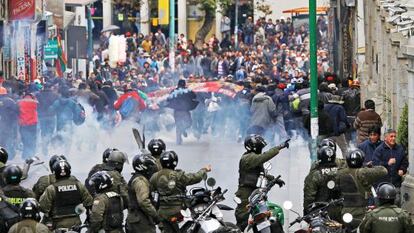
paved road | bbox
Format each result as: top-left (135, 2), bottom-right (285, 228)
top-left (16, 122), bottom-right (312, 232)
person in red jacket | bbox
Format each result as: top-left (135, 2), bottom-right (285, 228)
top-left (18, 93), bottom-right (38, 159)
top-left (113, 85), bottom-right (146, 121)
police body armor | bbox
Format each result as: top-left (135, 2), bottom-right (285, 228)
top-left (154, 169), bottom-right (186, 206)
top-left (339, 169), bottom-right (366, 207)
top-left (128, 174), bottom-right (155, 222)
top-left (238, 159), bottom-right (264, 189)
top-left (315, 165), bottom-right (341, 202)
top-left (52, 180), bottom-right (82, 218)
top-left (104, 191), bottom-right (123, 231)
top-left (370, 206), bottom-right (405, 233)
top-left (3, 185), bottom-right (31, 207)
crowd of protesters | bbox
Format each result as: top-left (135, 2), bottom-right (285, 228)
top-left (0, 14), bottom-right (371, 162)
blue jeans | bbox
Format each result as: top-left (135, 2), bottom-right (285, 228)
top-left (20, 124), bottom-right (37, 159)
top-left (244, 34), bottom-right (254, 45)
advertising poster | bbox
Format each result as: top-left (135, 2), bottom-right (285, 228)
top-left (8, 0), bottom-right (35, 21)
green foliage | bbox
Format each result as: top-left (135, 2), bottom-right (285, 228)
top-left (397, 103), bottom-right (408, 150)
top-left (188, 0), bottom-right (233, 14)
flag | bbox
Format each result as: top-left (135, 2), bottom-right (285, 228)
top-left (56, 34), bottom-right (67, 77)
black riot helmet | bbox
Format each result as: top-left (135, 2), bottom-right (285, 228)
top-left (317, 146), bottom-right (336, 164)
top-left (107, 151), bottom-right (129, 173)
top-left (20, 198), bottom-right (41, 221)
top-left (148, 139), bottom-right (166, 156)
top-left (377, 183), bottom-right (397, 205)
top-left (159, 151), bottom-right (178, 169)
top-left (244, 134), bottom-right (267, 154)
top-left (132, 154), bottom-right (158, 178)
top-left (52, 160), bottom-right (71, 179)
top-left (346, 149), bottom-right (365, 168)
top-left (3, 165), bottom-right (23, 185)
top-left (318, 138), bottom-right (337, 152)
top-left (49, 155), bottom-right (67, 171)
top-left (89, 171), bottom-right (113, 192)
top-left (102, 148), bottom-right (119, 163)
top-left (0, 146), bottom-right (8, 164)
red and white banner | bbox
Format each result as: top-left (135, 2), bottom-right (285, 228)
top-left (16, 26), bottom-right (25, 80)
top-left (8, 0), bottom-right (35, 21)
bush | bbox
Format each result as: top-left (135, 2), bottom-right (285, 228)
top-left (397, 103), bottom-right (408, 150)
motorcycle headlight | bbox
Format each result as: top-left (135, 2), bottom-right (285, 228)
top-left (194, 204), bottom-right (208, 214)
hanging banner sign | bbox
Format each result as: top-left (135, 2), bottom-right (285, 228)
top-left (16, 28), bottom-right (25, 80)
top-left (8, 0), bottom-right (35, 21)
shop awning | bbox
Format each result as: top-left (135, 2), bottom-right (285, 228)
top-left (65, 0), bottom-right (97, 7)
top-left (282, 7), bottom-right (329, 15)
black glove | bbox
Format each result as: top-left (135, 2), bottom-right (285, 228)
top-left (274, 177), bottom-right (285, 188)
top-left (278, 139), bottom-right (291, 149)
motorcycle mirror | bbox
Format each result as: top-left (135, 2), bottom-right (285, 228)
top-left (75, 204), bottom-right (86, 215)
top-left (180, 209), bottom-right (191, 218)
top-left (263, 162), bottom-right (272, 171)
top-left (233, 197), bottom-right (242, 204)
top-left (327, 180), bottom-right (336, 190)
top-left (343, 213), bottom-right (353, 223)
top-left (283, 201), bottom-right (293, 210)
top-left (206, 177), bottom-right (216, 187)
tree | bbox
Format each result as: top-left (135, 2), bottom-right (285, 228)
top-left (191, 0), bottom-right (232, 48)
top-left (397, 103), bottom-right (408, 151)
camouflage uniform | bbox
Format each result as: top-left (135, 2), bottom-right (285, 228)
top-left (359, 204), bottom-right (413, 233)
top-left (8, 219), bottom-right (51, 233)
top-left (150, 168), bottom-right (208, 233)
top-left (127, 173), bottom-right (159, 233)
top-left (39, 177), bottom-right (93, 229)
top-left (235, 147), bottom-right (280, 231)
top-left (89, 191), bottom-right (125, 233)
top-left (338, 166), bottom-right (387, 230)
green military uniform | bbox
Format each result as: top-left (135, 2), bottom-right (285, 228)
top-left (89, 191), bottom-right (125, 233)
top-left (150, 168), bottom-right (208, 233)
top-left (8, 219), bottom-right (51, 233)
top-left (39, 177), bottom-right (93, 229)
top-left (127, 173), bottom-right (159, 233)
top-left (235, 147), bottom-right (280, 231)
top-left (32, 174), bottom-right (79, 200)
top-left (2, 184), bottom-right (35, 208)
top-left (0, 161), bottom-right (6, 187)
top-left (102, 165), bottom-right (129, 207)
top-left (338, 166), bottom-right (387, 229)
top-left (359, 204), bottom-right (413, 233)
top-left (310, 158), bottom-right (347, 171)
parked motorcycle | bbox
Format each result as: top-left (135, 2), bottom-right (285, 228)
top-left (235, 163), bottom-right (285, 233)
top-left (286, 198), bottom-right (345, 233)
top-left (179, 177), bottom-right (240, 233)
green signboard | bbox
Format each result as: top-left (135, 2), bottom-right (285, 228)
top-left (44, 39), bottom-right (58, 60)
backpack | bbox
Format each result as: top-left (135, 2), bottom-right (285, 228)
top-left (0, 196), bottom-right (21, 232)
top-left (119, 96), bottom-right (138, 119)
top-left (73, 102), bottom-right (86, 126)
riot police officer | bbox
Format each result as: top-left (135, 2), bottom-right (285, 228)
top-left (39, 160), bottom-right (93, 229)
top-left (0, 146), bottom-right (9, 187)
top-left (338, 149), bottom-right (387, 230)
top-left (32, 155), bottom-right (77, 200)
top-left (100, 150), bottom-right (129, 207)
top-left (359, 183), bottom-right (413, 233)
top-left (148, 139), bottom-right (166, 170)
top-left (2, 165), bottom-right (35, 208)
top-left (8, 198), bottom-right (51, 233)
top-left (235, 135), bottom-right (289, 231)
top-left (150, 151), bottom-right (211, 233)
top-left (303, 146), bottom-right (342, 220)
top-left (85, 148), bottom-right (119, 196)
top-left (127, 153), bottom-right (160, 233)
top-left (88, 171), bottom-right (125, 233)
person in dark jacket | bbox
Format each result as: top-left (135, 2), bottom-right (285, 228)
top-left (373, 129), bottom-right (408, 206)
top-left (36, 83), bottom-right (59, 156)
top-left (0, 89), bottom-right (19, 159)
top-left (324, 96), bottom-right (350, 156)
top-left (18, 93), bottom-right (38, 159)
top-left (358, 126), bottom-right (382, 166)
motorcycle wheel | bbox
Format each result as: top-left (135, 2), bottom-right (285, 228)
top-left (212, 222), bottom-right (241, 233)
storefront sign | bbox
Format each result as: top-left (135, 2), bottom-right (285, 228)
top-left (44, 39), bottom-right (58, 60)
top-left (8, 0), bottom-right (35, 21)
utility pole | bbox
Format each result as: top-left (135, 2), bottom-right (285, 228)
top-left (309, 0), bottom-right (319, 161)
top-left (234, 0), bottom-right (239, 49)
top-left (169, 0), bottom-right (175, 72)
